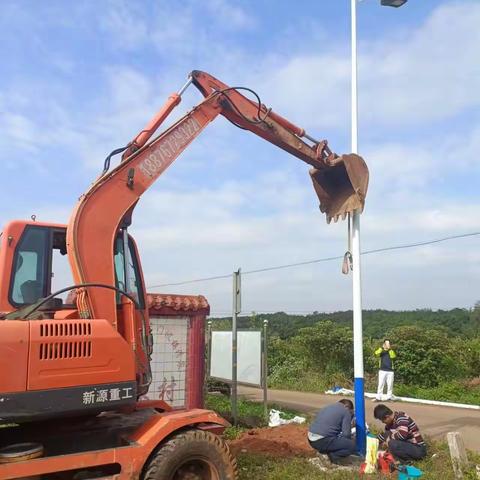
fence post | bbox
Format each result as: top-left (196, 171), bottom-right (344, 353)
top-left (447, 431), bottom-right (469, 479)
top-left (231, 269), bottom-right (241, 425)
top-left (263, 319), bottom-right (269, 421)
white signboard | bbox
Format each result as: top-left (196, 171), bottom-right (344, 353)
top-left (210, 331), bottom-right (262, 386)
top-left (144, 316), bottom-right (189, 408)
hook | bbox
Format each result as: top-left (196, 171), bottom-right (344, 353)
top-left (342, 213), bottom-right (353, 274)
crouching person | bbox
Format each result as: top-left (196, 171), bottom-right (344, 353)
top-left (307, 399), bottom-right (357, 463)
top-left (374, 404), bottom-right (427, 463)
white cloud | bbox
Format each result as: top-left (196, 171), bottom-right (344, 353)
top-left (360, 2), bottom-right (480, 125)
top-left (444, 124), bottom-right (480, 170)
top-left (105, 66), bottom-right (154, 110)
top-left (365, 142), bottom-right (436, 192)
top-left (98, 0), bottom-right (148, 50)
top-left (93, 0), bottom-right (255, 63)
top-left (205, 0), bottom-right (255, 30)
top-left (1, 113), bottom-right (39, 152)
top-left (130, 166), bottom-right (480, 314)
top-left (364, 205), bottom-right (480, 238)
top-left (1, 1), bottom-right (479, 314)
top-left (247, 1), bottom-right (480, 131)
top-left (249, 54), bottom-right (350, 130)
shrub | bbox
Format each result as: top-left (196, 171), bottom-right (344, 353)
top-left (293, 321), bottom-right (353, 375)
top-left (387, 326), bottom-right (465, 387)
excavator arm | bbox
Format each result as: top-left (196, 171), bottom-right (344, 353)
top-left (190, 70), bottom-right (369, 220)
top-left (66, 70), bottom-right (369, 375)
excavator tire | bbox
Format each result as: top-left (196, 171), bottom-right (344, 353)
top-left (143, 429), bottom-right (238, 480)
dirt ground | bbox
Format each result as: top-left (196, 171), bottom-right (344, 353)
top-left (239, 386), bottom-right (480, 452)
top-left (228, 424), bottom-right (316, 458)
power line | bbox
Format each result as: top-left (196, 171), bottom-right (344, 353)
top-left (147, 231), bottom-right (480, 288)
top-left (362, 231), bottom-right (480, 255)
top-left (150, 273), bottom-right (233, 288)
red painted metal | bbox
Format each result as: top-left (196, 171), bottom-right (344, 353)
top-left (186, 314), bottom-right (206, 409)
top-left (0, 409), bottom-right (228, 480)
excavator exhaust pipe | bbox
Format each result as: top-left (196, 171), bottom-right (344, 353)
top-left (309, 153), bottom-right (369, 223)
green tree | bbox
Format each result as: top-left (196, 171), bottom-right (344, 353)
top-left (470, 301), bottom-right (480, 336)
top-left (387, 325), bottom-right (464, 387)
top-left (293, 321), bottom-right (353, 375)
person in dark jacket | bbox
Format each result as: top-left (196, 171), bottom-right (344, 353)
top-left (374, 339), bottom-right (396, 401)
top-left (307, 399), bottom-right (358, 463)
top-left (374, 404), bottom-right (427, 462)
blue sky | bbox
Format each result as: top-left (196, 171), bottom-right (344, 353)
top-left (1, 0), bottom-right (479, 314)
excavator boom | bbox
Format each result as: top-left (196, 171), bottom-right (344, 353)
top-left (0, 69), bottom-right (369, 432)
top-left (66, 70), bottom-right (369, 391)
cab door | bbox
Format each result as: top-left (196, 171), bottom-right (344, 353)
top-left (113, 232), bottom-right (152, 395)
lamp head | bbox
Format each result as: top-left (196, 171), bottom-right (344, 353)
top-left (381, 0), bottom-right (408, 7)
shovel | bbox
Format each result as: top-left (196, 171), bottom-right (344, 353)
top-left (310, 152), bottom-right (369, 223)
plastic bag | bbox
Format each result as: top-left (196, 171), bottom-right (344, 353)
top-left (268, 409), bottom-right (306, 427)
top-left (269, 409), bottom-right (282, 427)
top-left (364, 434), bottom-right (379, 474)
top-left (291, 415), bottom-right (306, 424)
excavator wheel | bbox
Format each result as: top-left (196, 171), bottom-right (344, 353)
top-left (143, 429), bottom-right (238, 480)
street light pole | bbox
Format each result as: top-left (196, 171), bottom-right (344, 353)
top-left (350, 0), bottom-right (367, 456)
top-left (350, 0), bottom-right (408, 455)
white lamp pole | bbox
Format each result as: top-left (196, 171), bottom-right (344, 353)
top-left (350, 0), bottom-right (367, 456)
top-left (350, 0), bottom-right (408, 456)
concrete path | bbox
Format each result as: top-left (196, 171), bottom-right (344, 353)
top-left (238, 386), bottom-right (480, 452)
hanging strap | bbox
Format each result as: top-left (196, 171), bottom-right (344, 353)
top-left (342, 213), bottom-right (353, 275)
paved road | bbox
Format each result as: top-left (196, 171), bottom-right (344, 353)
top-left (238, 386), bottom-right (480, 452)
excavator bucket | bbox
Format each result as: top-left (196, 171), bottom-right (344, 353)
top-left (309, 153), bottom-right (369, 223)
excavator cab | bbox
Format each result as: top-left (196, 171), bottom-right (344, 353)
top-left (0, 222), bottom-right (146, 314)
top-left (0, 222), bottom-right (70, 313)
top-left (0, 221), bottom-right (149, 423)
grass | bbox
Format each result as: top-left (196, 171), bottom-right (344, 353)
top-left (206, 393), bottom-right (480, 478)
top-left (205, 393), bottom-right (305, 422)
top-left (269, 371), bottom-right (374, 396)
top-left (237, 455), bottom-right (329, 480)
top-left (394, 381), bottom-right (480, 405)
top-left (269, 373), bottom-right (331, 393)
top-left (206, 393), bottom-right (268, 422)
top-left (269, 372), bottom-right (480, 406)
top-left (205, 393), bottom-right (308, 440)
top-left (236, 440), bottom-right (480, 480)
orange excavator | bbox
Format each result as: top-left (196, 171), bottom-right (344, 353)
top-left (0, 71), bottom-right (368, 479)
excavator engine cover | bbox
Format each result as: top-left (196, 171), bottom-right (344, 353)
top-left (309, 153), bottom-right (369, 223)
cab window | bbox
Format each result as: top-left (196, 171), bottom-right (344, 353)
top-left (113, 235), bottom-right (145, 309)
top-left (10, 226), bottom-right (49, 305)
top-left (51, 230), bottom-right (74, 303)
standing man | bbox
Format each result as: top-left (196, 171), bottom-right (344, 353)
top-left (374, 339), bottom-right (396, 402)
top-left (307, 399), bottom-right (360, 464)
top-left (374, 404), bottom-right (427, 463)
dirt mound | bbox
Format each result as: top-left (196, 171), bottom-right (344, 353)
top-left (228, 424), bottom-right (315, 458)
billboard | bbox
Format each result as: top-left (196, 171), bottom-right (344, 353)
top-left (210, 331), bottom-right (262, 386)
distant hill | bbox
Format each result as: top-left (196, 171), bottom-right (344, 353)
top-left (210, 308), bottom-right (478, 339)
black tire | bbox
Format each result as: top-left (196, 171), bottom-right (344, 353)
top-left (143, 429), bottom-right (238, 480)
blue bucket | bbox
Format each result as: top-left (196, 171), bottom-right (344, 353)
top-left (398, 465), bottom-right (423, 479)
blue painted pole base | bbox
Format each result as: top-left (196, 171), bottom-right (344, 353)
top-left (354, 377), bottom-right (366, 455)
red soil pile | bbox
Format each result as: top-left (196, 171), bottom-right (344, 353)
top-left (228, 424), bottom-right (315, 458)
